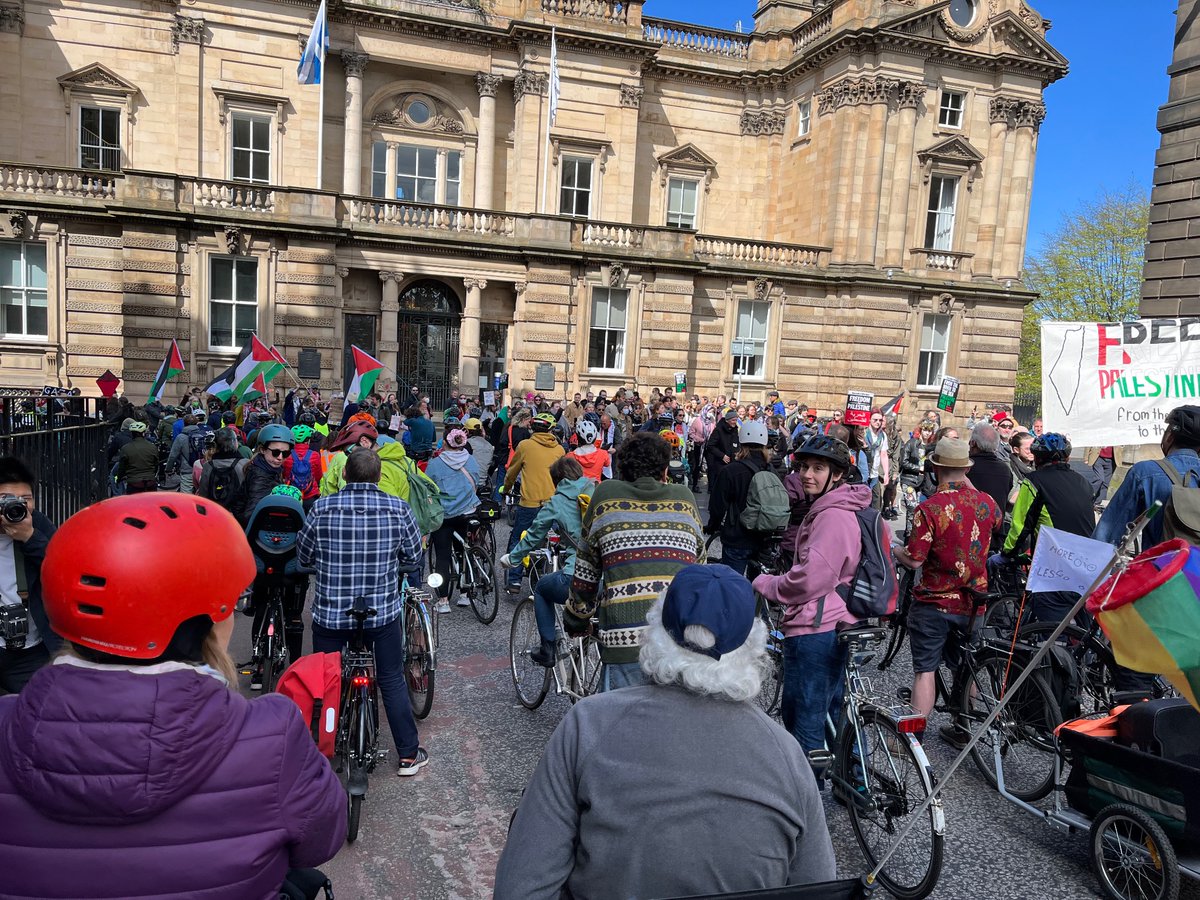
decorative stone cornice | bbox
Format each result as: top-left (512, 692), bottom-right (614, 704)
top-left (171, 14), bottom-right (204, 52)
top-left (1014, 99), bottom-right (1046, 131)
top-left (989, 96), bottom-right (1019, 125)
top-left (815, 75), bottom-right (899, 116)
top-left (0, 4), bottom-right (23, 34)
top-left (740, 109), bottom-right (786, 136)
top-left (896, 81), bottom-right (927, 110)
top-left (342, 51), bottom-right (369, 79)
top-left (619, 84), bottom-right (644, 109)
top-left (475, 73), bottom-right (501, 98)
top-left (463, 277), bottom-right (488, 291)
top-left (513, 68), bottom-right (547, 102)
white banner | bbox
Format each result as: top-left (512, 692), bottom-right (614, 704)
top-left (1026, 526), bottom-right (1116, 597)
top-left (1041, 318), bottom-right (1200, 445)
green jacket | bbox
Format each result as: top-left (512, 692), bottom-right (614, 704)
top-left (116, 436), bottom-right (160, 483)
top-left (509, 477), bottom-right (594, 577)
top-left (319, 441), bottom-right (429, 503)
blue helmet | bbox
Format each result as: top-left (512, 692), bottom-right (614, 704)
top-left (1030, 432), bottom-right (1071, 463)
top-left (256, 423), bottom-right (295, 448)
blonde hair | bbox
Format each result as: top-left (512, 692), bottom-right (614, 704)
top-left (203, 629), bottom-right (237, 686)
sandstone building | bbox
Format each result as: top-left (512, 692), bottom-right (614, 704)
top-left (0, 0), bottom-right (1065, 415)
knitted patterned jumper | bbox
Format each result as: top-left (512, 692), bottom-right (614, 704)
top-left (567, 476), bottom-right (706, 664)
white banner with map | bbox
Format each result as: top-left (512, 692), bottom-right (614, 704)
top-left (1041, 318), bottom-right (1200, 446)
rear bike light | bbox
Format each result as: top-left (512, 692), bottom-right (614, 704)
top-left (895, 716), bottom-right (926, 734)
top-left (351, 675), bottom-right (370, 689)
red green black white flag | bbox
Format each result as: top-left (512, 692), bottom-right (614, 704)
top-left (148, 339), bottom-right (185, 402)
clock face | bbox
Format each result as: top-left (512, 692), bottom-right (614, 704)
top-left (949, 0), bottom-right (976, 27)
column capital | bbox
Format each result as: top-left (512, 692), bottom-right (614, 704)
top-left (379, 270), bottom-right (405, 283)
top-left (896, 81), bottom-right (927, 110)
top-left (513, 68), bottom-right (548, 102)
top-left (989, 96), bottom-right (1019, 126)
top-left (463, 277), bottom-right (488, 292)
top-left (1014, 99), bottom-right (1047, 131)
top-left (619, 84), bottom-right (644, 108)
top-left (514, 281), bottom-right (527, 296)
top-left (342, 51), bottom-right (369, 79)
top-left (475, 73), bottom-right (502, 98)
top-left (171, 14), bottom-right (205, 52)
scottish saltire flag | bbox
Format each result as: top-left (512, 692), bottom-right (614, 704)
top-left (549, 28), bottom-right (560, 126)
top-left (298, 0), bottom-right (328, 86)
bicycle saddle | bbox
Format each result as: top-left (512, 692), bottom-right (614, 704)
top-left (348, 597), bottom-right (377, 621)
top-left (466, 517), bottom-right (481, 528)
top-left (836, 625), bottom-right (887, 645)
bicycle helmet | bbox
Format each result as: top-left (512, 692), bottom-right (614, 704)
top-left (270, 484), bottom-right (304, 502)
top-left (444, 415), bottom-right (462, 428)
top-left (575, 419), bottom-right (598, 444)
top-left (1167, 405), bottom-right (1200, 445)
top-left (795, 434), bottom-right (852, 471)
top-left (42, 495), bottom-right (254, 659)
top-left (1030, 432), bottom-right (1071, 463)
top-left (659, 429), bottom-right (682, 451)
top-left (531, 413), bottom-right (556, 432)
top-left (290, 424), bottom-right (313, 444)
top-left (327, 420), bottom-right (378, 452)
top-left (298, 411), bottom-right (317, 426)
top-left (444, 428), bottom-right (468, 449)
top-left (256, 423), bottom-right (295, 448)
top-left (738, 419), bottom-right (768, 447)
top-left (203, 431), bottom-right (218, 448)
top-left (128, 421), bottom-right (147, 433)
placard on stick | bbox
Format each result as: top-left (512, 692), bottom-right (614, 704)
top-left (937, 376), bottom-right (961, 413)
top-left (674, 372), bottom-right (687, 393)
top-left (845, 390), bottom-right (873, 427)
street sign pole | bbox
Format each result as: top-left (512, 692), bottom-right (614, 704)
top-left (731, 339), bottom-right (746, 405)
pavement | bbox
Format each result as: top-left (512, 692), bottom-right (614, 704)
top-left (228, 487), bottom-right (1200, 900)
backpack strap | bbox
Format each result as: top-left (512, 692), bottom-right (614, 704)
top-left (1156, 458), bottom-right (1185, 487)
top-left (310, 698), bottom-right (323, 744)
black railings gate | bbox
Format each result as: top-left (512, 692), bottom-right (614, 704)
top-left (396, 314), bottom-right (460, 414)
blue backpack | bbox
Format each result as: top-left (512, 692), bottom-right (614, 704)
top-left (290, 448), bottom-right (316, 494)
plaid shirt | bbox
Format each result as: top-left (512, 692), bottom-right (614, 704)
top-left (297, 482), bottom-right (422, 630)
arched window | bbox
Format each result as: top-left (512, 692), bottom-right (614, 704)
top-left (400, 280), bottom-right (460, 315)
top-left (369, 92), bottom-right (468, 205)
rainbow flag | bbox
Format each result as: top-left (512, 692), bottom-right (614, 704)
top-left (1087, 538), bottom-right (1200, 711)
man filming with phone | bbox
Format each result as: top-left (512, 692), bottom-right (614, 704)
top-left (0, 457), bottom-right (57, 693)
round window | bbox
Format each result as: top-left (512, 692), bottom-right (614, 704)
top-left (407, 100), bottom-right (431, 125)
top-left (948, 0), bottom-right (976, 27)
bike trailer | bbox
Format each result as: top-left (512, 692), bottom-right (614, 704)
top-left (276, 652), bottom-right (342, 758)
top-left (1060, 700), bottom-right (1200, 846)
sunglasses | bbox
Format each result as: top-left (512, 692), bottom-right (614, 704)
top-left (265, 447), bottom-right (289, 458)
top-left (998, 423), bottom-right (1014, 429)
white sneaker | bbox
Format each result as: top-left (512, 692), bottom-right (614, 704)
top-left (434, 599), bottom-right (451, 614)
top-left (456, 596), bottom-right (471, 607)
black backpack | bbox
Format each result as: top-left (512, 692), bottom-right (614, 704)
top-left (187, 428), bottom-right (210, 466)
top-left (203, 459), bottom-right (242, 510)
top-left (814, 507), bottom-right (899, 626)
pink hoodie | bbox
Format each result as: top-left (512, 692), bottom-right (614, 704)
top-left (753, 482), bottom-right (872, 637)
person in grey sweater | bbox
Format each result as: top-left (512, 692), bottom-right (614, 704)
top-left (494, 564), bottom-right (836, 900)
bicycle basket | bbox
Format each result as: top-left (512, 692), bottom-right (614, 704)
top-left (477, 499), bottom-right (502, 520)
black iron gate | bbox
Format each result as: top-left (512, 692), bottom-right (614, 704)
top-left (395, 281), bottom-right (461, 413)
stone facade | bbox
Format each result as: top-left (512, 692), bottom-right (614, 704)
top-left (0, 0), bottom-right (1064, 420)
top-left (1143, 0), bottom-right (1200, 316)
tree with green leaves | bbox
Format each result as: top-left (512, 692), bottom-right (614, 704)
top-left (1017, 185), bottom-right (1149, 396)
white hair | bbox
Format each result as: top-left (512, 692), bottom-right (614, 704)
top-left (970, 423), bottom-right (1000, 453)
top-left (638, 595), bottom-right (768, 703)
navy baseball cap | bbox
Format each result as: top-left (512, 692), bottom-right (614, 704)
top-left (661, 564), bottom-right (756, 660)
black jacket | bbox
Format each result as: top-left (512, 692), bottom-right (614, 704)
top-left (5, 511), bottom-right (60, 655)
top-left (233, 455), bottom-right (282, 526)
top-left (709, 454), bottom-right (773, 548)
top-left (105, 430), bottom-right (133, 469)
top-left (1016, 463), bottom-right (1096, 547)
top-left (899, 438), bottom-right (931, 487)
top-left (704, 420), bottom-right (739, 466)
top-left (969, 452), bottom-right (1014, 521)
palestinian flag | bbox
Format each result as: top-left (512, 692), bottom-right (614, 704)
top-left (148, 339), bottom-right (185, 402)
top-left (256, 345), bottom-right (288, 392)
top-left (346, 345), bottom-right (385, 402)
top-left (239, 372), bottom-right (270, 403)
top-left (878, 391), bottom-right (905, 417)
top-left (204, 334), bottom-right (275, 401)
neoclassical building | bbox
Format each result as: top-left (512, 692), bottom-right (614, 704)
top-left (0, 0), bottom-right (1065, 415)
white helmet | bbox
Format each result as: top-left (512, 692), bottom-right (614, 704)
top-left (576, 419), bottom-right (598, 443)
top-left (738, 420), bottom-right (768, 446)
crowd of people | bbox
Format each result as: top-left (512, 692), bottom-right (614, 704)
top-left (2, 376), bottom-right (1196, 898)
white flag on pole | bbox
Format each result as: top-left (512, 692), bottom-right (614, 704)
top-left (298, 0), bottom-right (329, 85)
top-left (549, 28), bottom-right (561, 126)
top-left (1026, 526), bottom-right (1117, 597)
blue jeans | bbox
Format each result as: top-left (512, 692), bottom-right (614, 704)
top-left (600, 661), bottom-right (648, 692)
top-left (534, 570), bottom-right (571, 644)
top-left (506, 504), bottom-right (539, 587)
top-left (311, 616), bottom-right (420, 759)
top-left (782, 631), bottom-right (848, 761)
top-left (721, 543), bottom-right (752, 576)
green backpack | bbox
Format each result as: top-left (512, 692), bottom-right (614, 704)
top-left (739, 468), bottom-right (792, 532)
top-left (1155, 460), bottom-right (1200, 546)
top-left (392, 457), bottom-right (446, 535)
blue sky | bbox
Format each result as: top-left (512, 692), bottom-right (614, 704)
top-left (644, 0), bottom-right (1174, 256)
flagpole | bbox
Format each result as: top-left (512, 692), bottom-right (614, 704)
top-left (316, 38), bottom-right (325, 189)
top-left (540, 28), bottom-right (555, 214)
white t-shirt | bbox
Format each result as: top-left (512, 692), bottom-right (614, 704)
top-left (0, 534), bottom-right (39, 649)
top-left (866, 429), bottom-right (889, 480)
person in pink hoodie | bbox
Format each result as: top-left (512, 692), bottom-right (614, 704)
top-left (752, 435), bottom-right (870, 768)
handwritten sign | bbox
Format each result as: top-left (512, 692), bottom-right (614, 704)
top-left (1026, 527), bottom-right (1116, 597)
top-left (1042, 318), bottom-right (1200, 445)
top-left (844, 390), bottom-right (873, 427)
top-left (937, 376), bottom-right (960, 413)
top-left (674, 372), bottom-right (687, 393)
top-left (483, 390), bottom-right (496, 407)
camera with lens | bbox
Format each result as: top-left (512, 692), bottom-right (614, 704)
top-left (0, 497), bottom-right (28, 524)
top-left (0, 604), bottom-right (29, 649)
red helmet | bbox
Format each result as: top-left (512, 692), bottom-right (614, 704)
top-left (42, 494), bottom-right (254, 659)
top-left (328, 420), bottom-right (378, 452)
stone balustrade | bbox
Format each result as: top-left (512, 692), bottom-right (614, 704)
top-left (909, 247), bottom-right (974, 275)
top-left (541, 0), bottom-right (628, 24)
top-left (579, 221), bottom-right (645, 248)
top-left (696, 235), bottom-right (827, 267)
top-left (347, 197), bottom-right (520, 237)
top-left (792, 6), bottom-right (833, 55)
top-left (643, 18), bottom-right (750, 59)
top-left (192, 179), bottom-right (276, 213)
top-left (0, 164), bottom-right (118, 201)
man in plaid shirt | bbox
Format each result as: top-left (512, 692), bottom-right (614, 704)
top-left (298, 448), bottom-right (428, 775)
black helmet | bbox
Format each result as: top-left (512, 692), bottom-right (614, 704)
top-left (298, 411), bottom-right (317, 426)
top-left (796, 434), bottom-right (852, 471)
top-left (1030, 432), bottom-right (1071, 463)
top-left (1167, 406), bottom-right (1200, 444)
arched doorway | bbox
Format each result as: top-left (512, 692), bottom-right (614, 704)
top-left (396, 280), bottom-right (460, 412)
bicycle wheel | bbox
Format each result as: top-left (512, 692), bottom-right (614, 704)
top-left (963, 651), bottom-right (1061, 801)
top-left (569, 635), bottom-right (602, 703)
top-left (982, 594), bottom-right (1026, 641)
top-left (757, 645), bottom-right (783, 717)
top-left (478, 524), bottom-right (497, 561)
top-left (1016, 621), bottom-right (1117, 714)
top-left (506, 498), bottom-right (518, 527)
top-left (878, 569), bottom-right (913, 672)
top-left (405, 602), bottom-right (435, 720)
top-left (466, 546), bottom-right (499, 624)
top-left (839, 708), bottom-right (944, 900)
top-left (345, 692), bottom-right (367, 844)
top-left (1090, 804), bottom-right (1180, 900)
top-left (347, 792), bottom-right (362, 844)
top-left (509, 598), bottom-right (551, 709)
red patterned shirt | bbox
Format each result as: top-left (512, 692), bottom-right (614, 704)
top-left (905, 481), bottom-right (1000, 616)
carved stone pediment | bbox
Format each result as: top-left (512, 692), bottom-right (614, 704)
top-left (371, 93), bottom-right (466, 135)
top-left (989, 11), bottom-right (1069, 68)
top-left (655, 143), bottom-right (718, 191)
top-left (58, 63), bottom-right (140, 116)
top-left (917, 136), bottom-right (985, 188)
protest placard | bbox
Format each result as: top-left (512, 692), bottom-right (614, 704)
top-left (844, 390), bottom-right (873, 427)
top-left (1026, 526), bottom-right (1116, 597)
top-left (674, 372), bottom-right (687, 393)
top-left (937, 376), bottom-right (960, 413)
top-left (483, 390), bottom-right (496, 407)
top-left (1042, 318), bottom-right (1200, 445)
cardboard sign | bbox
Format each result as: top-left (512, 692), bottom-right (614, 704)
top-left (674, 372), bottom-right (687, 393)
top-left (483, 390), bottom-right (496, 407)
top-left (937, 376), bottom-right (960, 413)
top-left (844, 390), bottom-right (873, 427)
top-left (1026, 527), bottom-right (1116, 597)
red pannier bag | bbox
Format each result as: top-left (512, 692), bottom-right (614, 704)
top-left (276, 652), bottom-right (342, 758)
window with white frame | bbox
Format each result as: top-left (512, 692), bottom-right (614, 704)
top-left (446, 152), bottom-right (461, 206)
top-left (0, 242), bottom-right (48, 338)
top-left (397, 145), bottom-right (437, 203)
top-left (370, 142), bottom-right (387, 198)
top-left (665, 176), bottom-right (699, 229)
top-left (917, 313), bottom-right (951, 387)
top-left (560, 157), bottom-right (593, 218)
top-left (79, 106), bottom-right (121, 171)
top-left (209, 256), bottom-right (258, 350)
top-left (938, 90), bottom-right (966, 129)
top-left (372, 143), bottom-right (463, 204)
top-left (924, 175), bottom-right (959, 251)
top-left (733, 299), bottom-right (769, 378)
top-left (231, 113), bottom-right (271, 184)
top-left (588, 288), bottom-right (627, 371)
top-left (797, 99), bottom-right (812, 137)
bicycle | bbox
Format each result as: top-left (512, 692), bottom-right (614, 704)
top-left (449, 518), bottom-right (500, 624)
top-left (808, 625), bottom-right (944, 900)
top-left (403, 574), bottom-right (440, 720)
top-left (750, 530), bottom-right (788, 718)
top-left (504, 479), bottom-right (522, 526)
top-left (248, 583), bottom-right (294, 694)
top-left (336, 596), bottom-right (384, 844)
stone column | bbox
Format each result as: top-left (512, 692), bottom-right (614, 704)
top-left (973, 97), bottom-right (1015, 279)
top-left (854, 77), bottom-right (897, 265)
top-left (385, 142), bottom-right (398, 199)
top-left (475, 73), bottom-right (501, 210)
top-left (883, 81), bottom-right (926, 269)
top-left (511, 281), bottom-right (528, 371)
top-left (998, 101), bottom-right (1045, 280)
top-left (341, 51), bottom-right (369, 196)
top-left (460, 277), bottom-right (487, 395)
top-left (435, 149), bottom-right (448, 205)
top-left (379, 271), bottom-right (402, 378)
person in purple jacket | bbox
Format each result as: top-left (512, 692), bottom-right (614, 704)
top-left (0, 492), bottom-right (346, 900)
